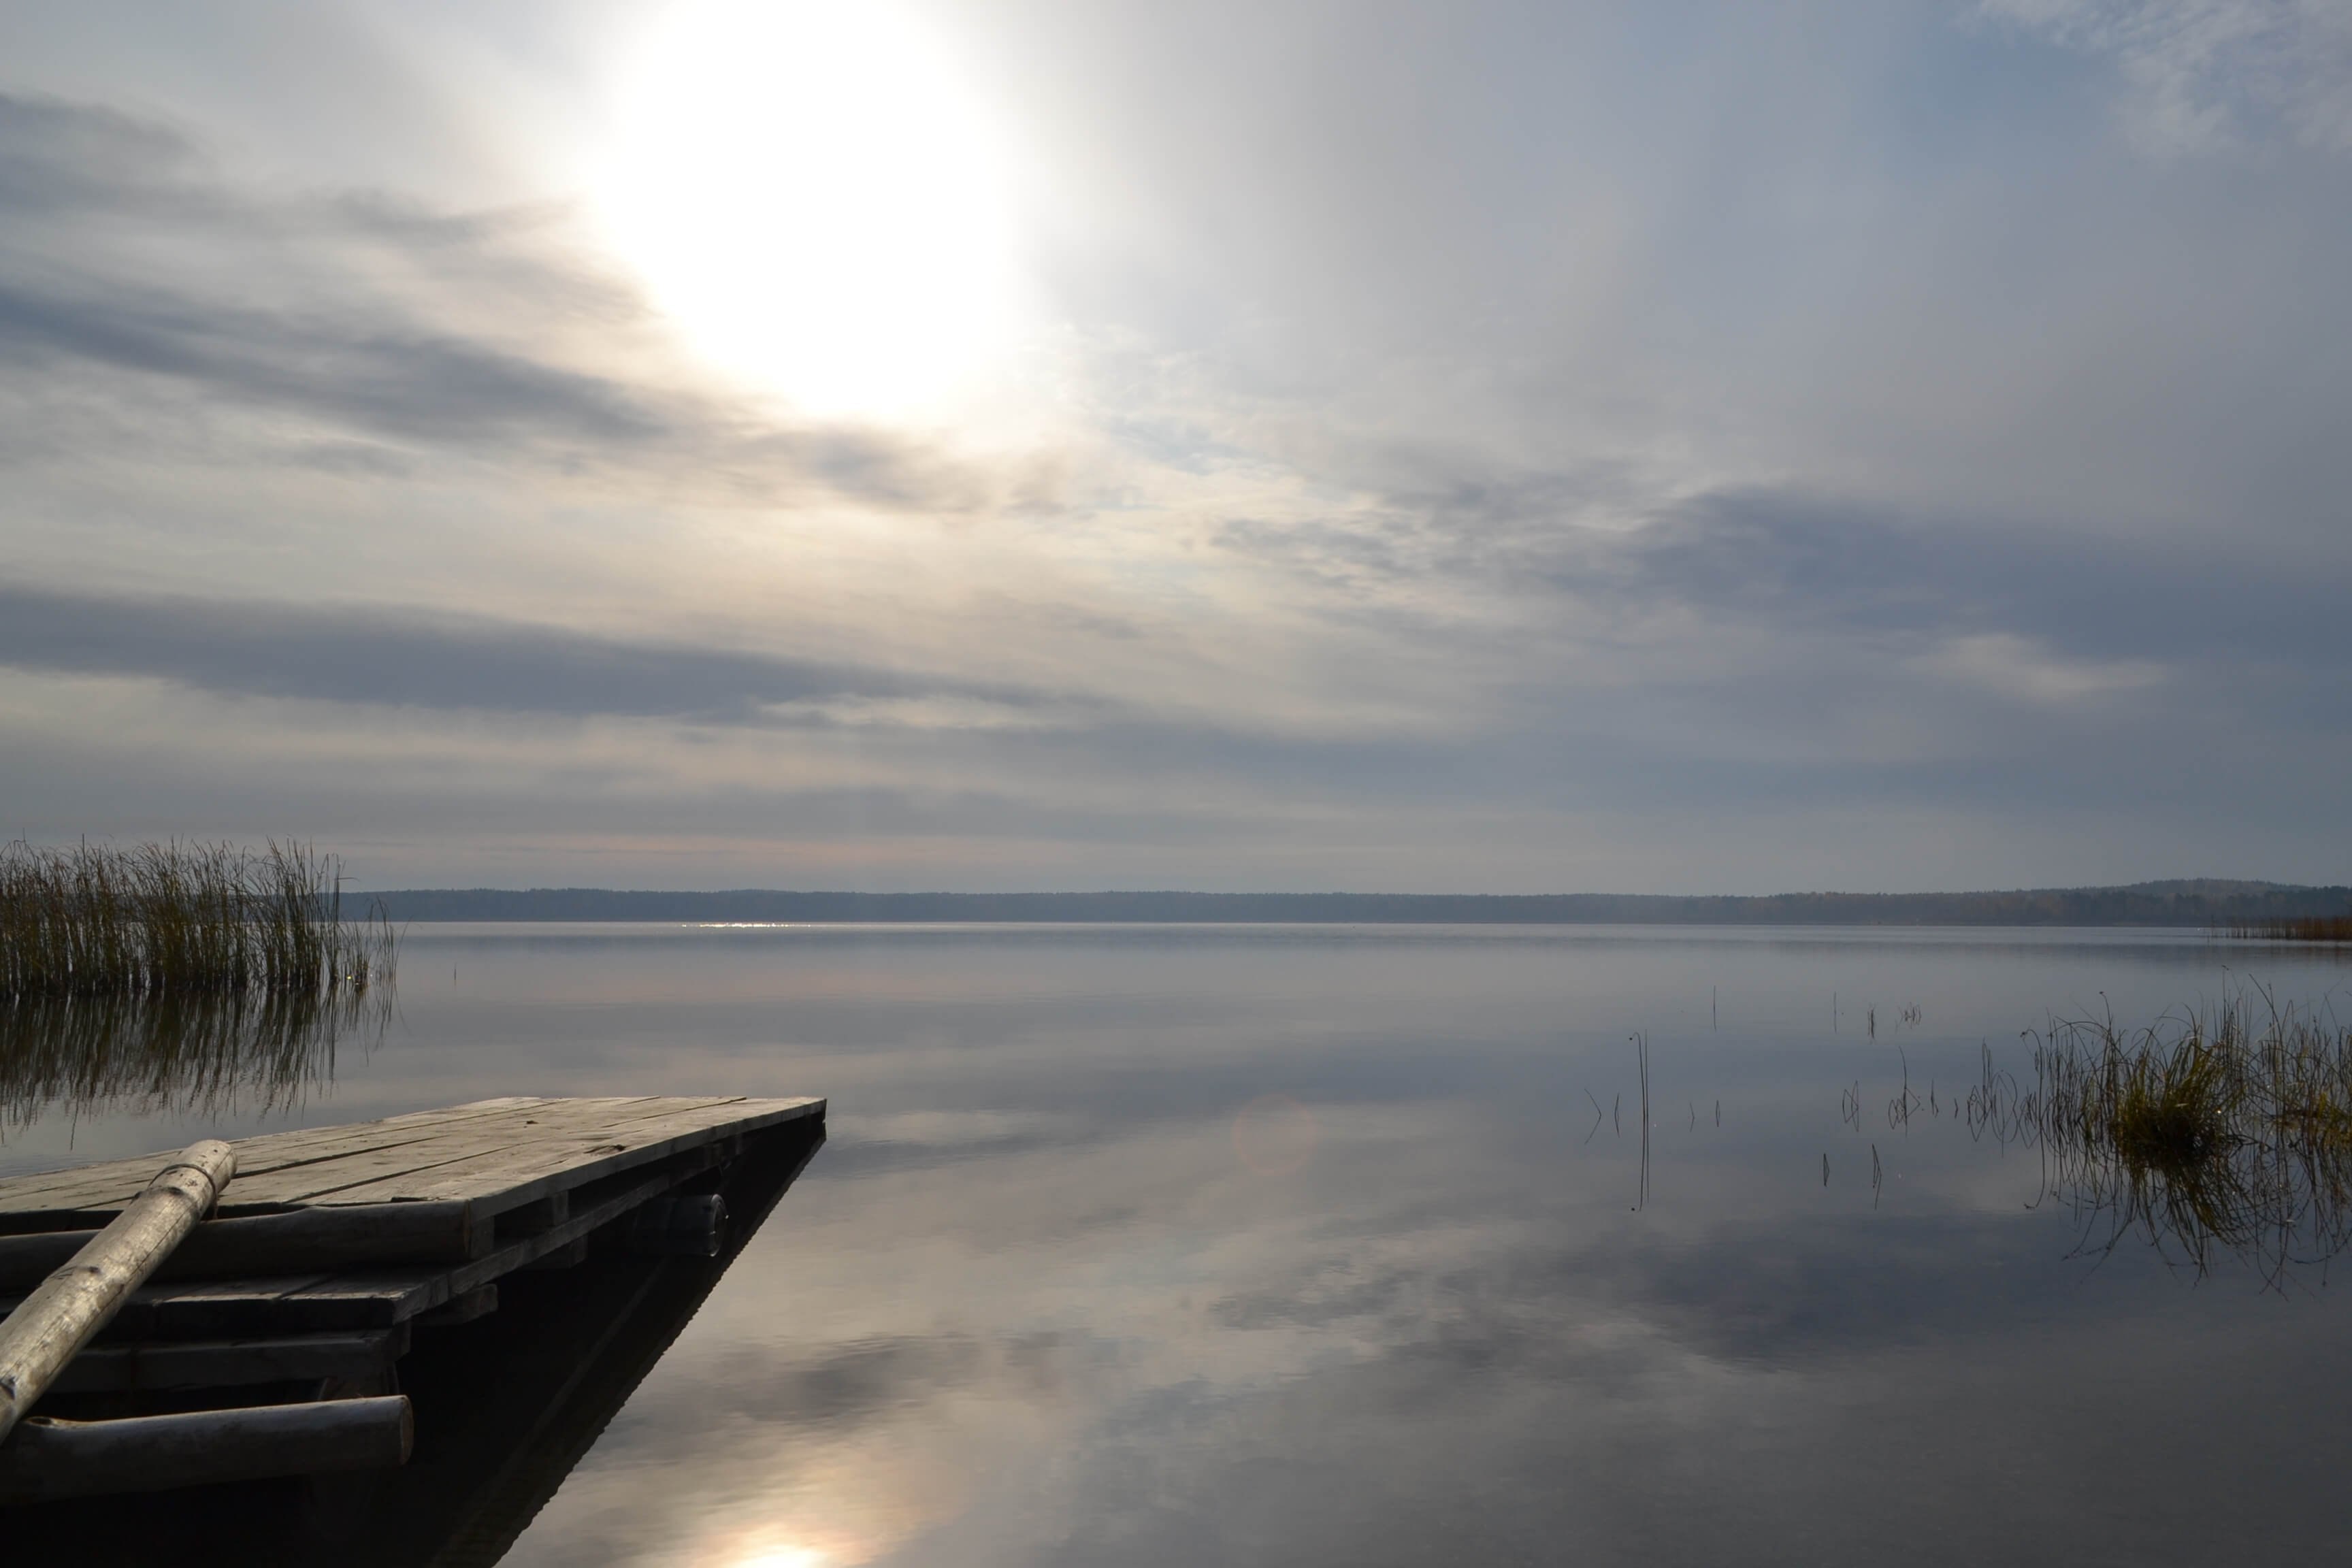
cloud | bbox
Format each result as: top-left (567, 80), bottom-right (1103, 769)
top-left (1918, 632), bottom-right (2166, 704)
top-left (0, 581), bottom-right (1046, 721)
top-left (1215, 475), bottom-right (2351, 685)
top-left (1981, 0), bottom-right (2352, 152)
top-left (2, 13), bottom-right (2350, 888)
top-left (0, 93), bottom-right (1002, 512)
top-left (0, 273), bottom-right (664, 447)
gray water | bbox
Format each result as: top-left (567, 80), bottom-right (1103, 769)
top-left (6, 924), bottom-right (2351, 1566)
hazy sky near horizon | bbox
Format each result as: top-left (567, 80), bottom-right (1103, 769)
top-left (2, 0), bottom-right (2348, 893)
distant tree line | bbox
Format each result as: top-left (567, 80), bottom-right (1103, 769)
top-left (359, 881), bottom-right (2352, 927)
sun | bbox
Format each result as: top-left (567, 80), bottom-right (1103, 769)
top-left (595, 0), bottom-right (1029, 421)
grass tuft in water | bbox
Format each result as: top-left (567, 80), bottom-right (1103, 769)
top-left (2016, 992), bottom-right (2352, 1283)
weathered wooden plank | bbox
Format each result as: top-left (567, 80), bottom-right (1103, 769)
top-left (0, 1394), bottom-right (412, 1502)
top-left (315, 1098), bottom-right (820, 1211)
top-left (0, 1097), bottom-right (806, 1221)
top-left (225, 1097), bottom-right (748, 1207)
top-left (202, 1097), bottom-right (562, 1172)
top-left (0, 1151), bottom-right (720, 1337)
top-left (50, 1326), bottom-right (407, 1394)
top-left (0, 1098), bottom-right (826, 1342)
top-left (0, 1099), bottom-right (558, 1213)
top-left (0, 1201), bottom-right (483, 1292)
top-left (0, 1098), bottom-right (601, 1221)
top-left (0, 1142), bottom-right (236, 1445)
top-left (189, 1096), bottom-right (750, 1209)
top-left (253, 1275), bottom-right (448, 1332)
top-left (137, 1097), bottom-right (768, 1217)
top-left (131, 1275), bottom-right (342, 1337)
top-left (0, 1115), bottom-right (552, 1217)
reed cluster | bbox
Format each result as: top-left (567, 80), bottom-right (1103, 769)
top-left (2034, 996), bottom-right (2352, 1160)
top-left (2006, 994), bottom-right (2352, 1282)
top-left (0, 840), bottom-right (395, 1000)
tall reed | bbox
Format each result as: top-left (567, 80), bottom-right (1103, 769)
top-left (0, 840), bottom-right (396, 1000)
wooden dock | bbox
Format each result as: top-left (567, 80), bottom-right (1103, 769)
top-left (0, 1094), bottom-right (824, 1516)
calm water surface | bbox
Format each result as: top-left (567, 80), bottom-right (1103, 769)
top-left (7, 924), bottom-right (2351, 1566)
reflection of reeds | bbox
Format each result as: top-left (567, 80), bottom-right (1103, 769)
top-left (2223, 915), bottom-right (2352, 943)
top-left (1, 840), bottom-right (395, 1000)
top-left (0, 985), bottom-right (389, 1131)
top-left (1963, 992), bottom-right (2352, 1285)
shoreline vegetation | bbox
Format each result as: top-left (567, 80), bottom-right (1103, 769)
top-left (1, 840), bottom-right (396, 1000)
top-left (350, 880), bottom-right (2352, 929)
top-left (0, 840), bottom-right (396, 1126)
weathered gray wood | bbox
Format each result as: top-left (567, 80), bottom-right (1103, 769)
top-left (0, 1096), bottom-right (804, 1217)
top-left (311, 1099), bottom-right (818, 1211)
top-left (0, 1147), bottom-right (734, 1336)
top-left (0, 1096), bottom-right (615, 1218)
top-left (0, 1141), bottom-right (235, 1443)
top-left (252, 1097), bottom-right (762, 1207)
top-left (50, 1327), bottom-right (407, 1394)
top-left (0, 1097), bottom-right (820, 1226)
top-left (0, 1394), bottom-right (412, 1501)
top-left (0, 1200), bottom-right (483, 1292)
top-left (0, 1098), bottom-right (826, 1349)
top-left (0, 1100), bottom-right (561, 1220)
top-left (147, 1274), bottom-right (395, 1336)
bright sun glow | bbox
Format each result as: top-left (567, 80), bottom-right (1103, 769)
top-left (598, 0), bottom-right (1029, 421)
top-left (730, 1550), bottom-right (829, 1568)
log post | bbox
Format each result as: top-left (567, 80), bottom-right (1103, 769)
top-left (0, 1395), bottom-right (413, 1501)
top-left (0, 1140), bottom-right (235, 1443)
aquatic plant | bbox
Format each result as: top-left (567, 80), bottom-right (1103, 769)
top-left (0, 839), bottom-right (395, 1000)
top-left (2019, 993), bottom-right (2352, 1284)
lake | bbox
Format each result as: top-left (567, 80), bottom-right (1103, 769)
top-left (5, 923), bottom-right (2350, 1565)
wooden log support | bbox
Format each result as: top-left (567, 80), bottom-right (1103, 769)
top-left (0, 1394), bottom-right (413, 1502)
top-left (49, 1326), bottom-right (408, 1396)
top-left (0, 1141), bottom-right (235, 1443)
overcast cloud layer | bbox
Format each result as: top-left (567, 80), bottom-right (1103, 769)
top-left (0, 0), bottom-right (2347, 892)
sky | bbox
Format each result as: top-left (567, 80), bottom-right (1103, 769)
top-left (1, 0), bottom-right (2348, 894)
